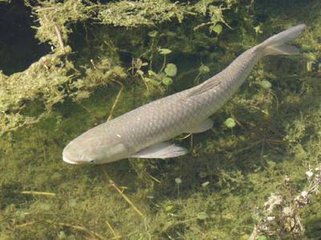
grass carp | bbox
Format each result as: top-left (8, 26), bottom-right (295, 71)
top-left (63, 24), bottom-right (306, 165)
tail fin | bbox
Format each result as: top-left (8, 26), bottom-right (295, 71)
top-left (258, 24), bottom-right (306, 56)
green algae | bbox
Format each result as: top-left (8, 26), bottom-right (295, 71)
top-left (1, 0), bottom-right (321, 239)
top-left (1, 0), bottom-right (234, 134)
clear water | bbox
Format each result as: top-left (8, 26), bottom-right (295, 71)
top-left (1, 1), bottom-right (321, 239)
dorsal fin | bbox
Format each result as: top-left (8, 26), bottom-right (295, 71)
top-left (186, 76), bottom-right (222, 98)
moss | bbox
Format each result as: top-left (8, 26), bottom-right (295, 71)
top-left (98, 0), bottom-right (186, 27)
top-left (26, 0), bottom-right (93, 49)
top-left (0, 0), bottom-right (252, 134)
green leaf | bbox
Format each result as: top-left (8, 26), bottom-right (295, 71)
top-left (259, 80), bottom-right (272, 89)
top-left (148, 31), bottom-right (158, 38)
top-left (164, 204), bottom-right (174, 212)
top-left (257, 236), bottom-right (268, 240)
top-left (162, 77), bottom-right (173, 86)
top-left (136, 70), bottom-right (144, 76)
top-left (197, 212), bottom-right (209, 220)
top-left (212, 24), bottom-right (223, 34)
top-left (158, 48), bottom-right (172, 55)
top-left (224, 118), bottom-right (236, 128)
top-left (148, 70), bottom-right (157, 77)
top-left (254, 25), bottom-right (263, 34)
top-left (164, 63), bottom-right (177, 77)
top-left (175, 177), bottom-right (182, 184)
top-left (144, 77), bottom-right (160, 85)
top-left (199, 64), bottom-right (210, 74)
top-left (201, 181), bottom-right (210, 187)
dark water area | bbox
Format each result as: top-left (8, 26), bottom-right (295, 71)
top-left (0, 0), bottom-right (50, 75)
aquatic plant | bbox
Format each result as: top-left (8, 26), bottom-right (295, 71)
top-left (0, 0), bottom-right (237, 134)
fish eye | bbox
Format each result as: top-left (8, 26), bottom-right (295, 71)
top-left (89, 159), bottom-right (96, 164)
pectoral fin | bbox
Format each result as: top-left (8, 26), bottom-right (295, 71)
top-left (186, 118), bottom-right (213, 133)
top-left (131, 142), bottom-right (187, 159)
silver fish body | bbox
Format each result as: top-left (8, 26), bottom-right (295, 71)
top-left (63, 24), bottom-right (306, 165)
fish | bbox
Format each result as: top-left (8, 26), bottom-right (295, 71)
top-left (63, 24), bottom-right (306, 165)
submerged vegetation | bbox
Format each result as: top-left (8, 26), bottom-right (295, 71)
top-left (1, 0), bottom-right (321, 239)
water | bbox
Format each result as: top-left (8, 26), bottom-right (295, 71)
top-left (1, 1), bottom-right (321, 239)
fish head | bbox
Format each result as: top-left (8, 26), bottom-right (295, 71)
top-left (62, 128), bottom-right (129, 165)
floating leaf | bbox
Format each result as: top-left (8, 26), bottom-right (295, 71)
top-left (164, 204), bottom-right (174, 212)
top-left (162, 77), bottom-right (173, 86)
top-left (259, 80), bottom-right (272, 89)
top-left (199, 64), bottom-right (210, 74)
top-left (165, 31), bottom-right (176, 37)
top-left (164, 63), bottom-right (177, 77)
top-left (201, 181), bottom-right (210, 187)
top-left (197, 212), bottom-right (209, 220)
top-left (148, 31), bottom-right (158, 38)
top-left (159, 48), bottom-right (172, 55)
top-left (144, 77), bottom-right (160, 86)
top-left (224, 118), bottom-right (236, 128)
top-left (254, 25), bottom-right (263, 34)
top-left (58, 231), bottom-right (68, 239)
top-left (148, 70), bottom-right (157, 77)
top-left (257, 236), bottom-right (268, 240)
top-left (175, 177), bottom-right (182, 184)
top-left (306, 61), bottom-right (313, 72)
top-left (212, 24), bottom-right (222, 34)
top-left (136, 69), bottom-right (144, 76)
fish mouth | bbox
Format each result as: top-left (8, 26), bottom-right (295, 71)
top-left (62, 154), bottom-right (81, 165)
